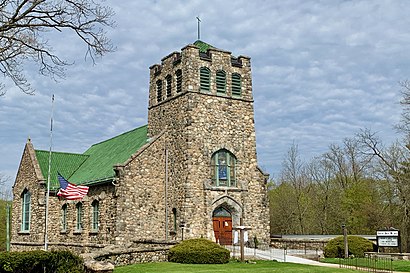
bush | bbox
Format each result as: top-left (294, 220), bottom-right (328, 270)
top-left (0, 250), bottom-right (84, 273)
top-left (168, 238), bottom-right (230, 264)
top-left (324, 236), bottom-right (375, 258)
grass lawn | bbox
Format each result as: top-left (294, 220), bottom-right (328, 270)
top-left (114, 260), bottom-right (358, 273)
top-left (322, 258), bottom-right (410, 272)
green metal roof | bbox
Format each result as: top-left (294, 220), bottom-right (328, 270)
top-left (194, 40), bottom-right (215, 53)
top-left (35, 125), bottom-right (148, 187)
top-left (35, 150), bottom-right (88, 189)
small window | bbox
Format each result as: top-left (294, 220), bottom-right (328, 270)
top-left (211, 149), bottom-right (237, 187)
top-left (216, 70), bottom-right (226, 94)
top-left (21, 189), bottom-right (31, 232)
top-left (172, 208), bottom-right (177, 232)
top-left (175, 69), bottom-right (182, 93)
top-left (200, 67), bottom-right (210, 92)
top-left (156, 79), bottom-right (163, 102)
top-left (61, 204), bottom-right (67, 232)
top-left (166, 75), bottom-right (172, 98)
top-left (92, 200), bottom-right (99, 232)
top-left (76, 202), bottom-right (83, 232)
top-left (232, 73), bottom-right (242, 96)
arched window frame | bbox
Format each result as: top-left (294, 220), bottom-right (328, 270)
top-left (175, 69), bottom-right (182, 93)
top-left (76, 202), bottom-right (83, 232)
top-left (211, 149), bottom-right (237, 187)
top-left (156, 79), bottom-right (163, 102)
top-left (61, 204), bottom-right (68, 232)
top-left (165, 74), bottom-right (172, 98)
top-left (231, 73), bottom-right (242, 97)
top-left (92, 200), bottom-right (99, 232)
top-left (216, 70), bottom-right (226, 94)
top-left (21, 189), bottom-right (31, 232)
top-left (200, 67), bottom-right (211, 92)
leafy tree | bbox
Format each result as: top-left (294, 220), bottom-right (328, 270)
top-left (0, 0), bottom-right (115, 95)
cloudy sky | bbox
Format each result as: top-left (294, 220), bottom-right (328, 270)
top-left (1, 0), bottom-right (409, 188)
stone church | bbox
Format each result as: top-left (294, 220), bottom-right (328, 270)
top-left (11, 40), bottom-right (270, 252)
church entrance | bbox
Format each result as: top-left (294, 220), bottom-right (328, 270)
top-left (212, 207), bottom-right (232, 245)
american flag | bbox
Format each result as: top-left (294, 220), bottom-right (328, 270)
top-left (57, 173), bottom-right (89, 200)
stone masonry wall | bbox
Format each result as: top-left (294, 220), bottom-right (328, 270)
top-left (113, 134), bottom-right (168, 244)
top-left (146, 43), bottom-right (270, 247)
top-left (11, 142), bottom-right (118, 252)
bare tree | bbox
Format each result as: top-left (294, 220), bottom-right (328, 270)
top-left (280, 143), bottom-right (311, 234)
top-left (0, 0), bottom-right (115, 95)
top-left (357, 129), bottom-right (410, 251)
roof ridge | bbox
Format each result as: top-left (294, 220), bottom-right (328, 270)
top-left (35, 149), bottom-right (87, 157)
top-left (88, 124), bottom-right (148, 148)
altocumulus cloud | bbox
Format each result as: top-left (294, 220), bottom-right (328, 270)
top-left (0, 0), bottom-right (409, 186)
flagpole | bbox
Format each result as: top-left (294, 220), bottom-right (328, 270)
top-left (44, 94), bottom-right (54, 251)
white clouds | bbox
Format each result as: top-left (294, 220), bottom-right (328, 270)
top-left (1, 0), bottom-right (409, 186)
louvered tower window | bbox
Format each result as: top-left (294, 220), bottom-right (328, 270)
top-left (156, 79), bottom-right (163, 102)
top-left (200, 67), bottom-right (210, 92)
top-left (166, 75), bottom-right (172, 98)
top-left (175, 69), bottom-right (182, 93)
top-left (232, 73), bottom-right (242, 96)
top-left (216, 70), bottom-right (226, 94)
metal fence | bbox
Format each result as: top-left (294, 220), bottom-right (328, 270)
top-left (339, 254), bottom-right (393, 273)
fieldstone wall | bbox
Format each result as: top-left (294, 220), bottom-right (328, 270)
top-left (271, 238), bottom-right (328, 251)
top-left (11, 141), bottom-right (47, 250)
top-left (146, 43), bottom-right (270, 247)
top-left (82, 240), bottom-right (177, 267)
top-left (11, 141), bottom-right (118, 252)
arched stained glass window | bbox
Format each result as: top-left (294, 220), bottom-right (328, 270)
top-left (212, 207), bottom-right (232, 217)
top-left (211, 149), bottom-right (236, 187)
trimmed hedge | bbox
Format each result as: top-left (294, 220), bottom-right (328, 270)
top-left (0, 250), bottom-right (85, 273)
top-left (324, 236), bottom-right (375, 258)
top-left (168, 238), bottom-right (230, 264)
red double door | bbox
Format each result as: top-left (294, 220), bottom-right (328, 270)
top-left (213, 217), bottom-right (232, 245)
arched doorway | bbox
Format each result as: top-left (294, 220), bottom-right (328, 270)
top-left (212, 207), bottom-right (232, 245)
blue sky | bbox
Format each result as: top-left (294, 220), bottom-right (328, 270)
top-left (1, 0), bottom-right (408, 188)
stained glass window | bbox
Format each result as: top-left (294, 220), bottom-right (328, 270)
top-left (211, 149), bottom-right (236, 187)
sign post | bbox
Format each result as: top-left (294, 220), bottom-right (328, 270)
top-left (233, 218), bottom-right (252, 262)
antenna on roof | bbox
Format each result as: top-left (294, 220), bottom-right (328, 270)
top-left (196, 16), bottom-right (201, 40)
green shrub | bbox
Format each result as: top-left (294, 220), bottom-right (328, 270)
top-left (168, 238), bottom-right (230, 264)
top-left (324, 236), bottom-right (374, 258)
top-left (0, 250), bottom-right (84, 273)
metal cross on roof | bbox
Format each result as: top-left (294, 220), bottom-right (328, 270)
top-left (196, 16), bottom-right (201, 40)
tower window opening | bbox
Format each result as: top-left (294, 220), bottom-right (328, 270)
top-left (166, 75), bottom-right (172, 98)
top-left (200, 67), bottom-right (210, 92)
top-left (216, 70), bottom-right (226, 94)
top-left (232, 73), bottom-right (242, 97)
top-left (156, 79), bottom-right (163, 102)
top-left (176, 69), bottom-right (182, 93)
